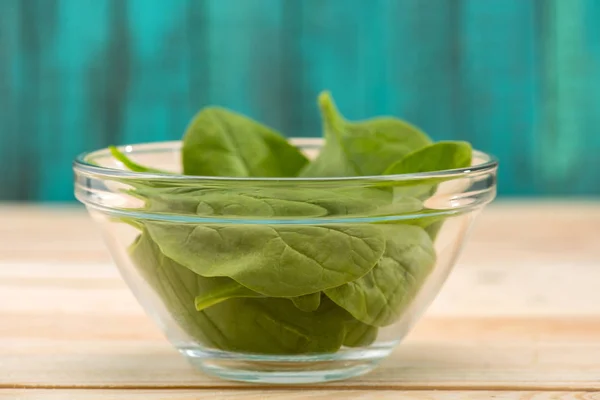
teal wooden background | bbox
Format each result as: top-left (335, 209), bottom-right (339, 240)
top-left (1, 0), bottom-right (599, 201)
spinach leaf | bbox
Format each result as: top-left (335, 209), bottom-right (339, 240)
top-left (325, 225), bottom-right (436, 327)
top-left (130, 230), bottom-right (353, 354)
top-left (109, 146), bottom-right (170, 174)
top-left (129, 230), bottom-right (230, 348)
top-left (291, 293), bottom-right (321, 312)
top-left (131, 184), bottom-right (422, 219)
top-left (343, 319), bottom-right (378, 348)
top-left (194, 190), bottom-right (329, 218)
top-left (202, 296), bottom-right (349, 354)
top-left (384, 141), bottom-right (472, 175)
top-left (300, 91), bottom-right (432, 177)
top-left (192, 269), bottom-right (325, 313)
top-left (194, 279), bottom-right (264, 311)
top-left (424, 220), bottom-right (444, 241)
top-left (383, 142), bottom-right (473, 240)
top-left (230, 187), bottom-right (392, 216)
top-left (127, 185), bottom-right (208, 214)
top-left (376, 142), bottom-right (472, 201)
top-left (129, 186), bottom-right (329, 217)
top-left (182, 107), bottom-right (308, 177)
top-left (145, 222), bottom-right (386, 297)
top-left (293, 187), bottom-right (421, 217)
top-left (130, 232), bottom-right (351, 354)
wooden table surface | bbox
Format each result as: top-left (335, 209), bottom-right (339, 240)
top-left (2, 202), bottom-right (600, 400)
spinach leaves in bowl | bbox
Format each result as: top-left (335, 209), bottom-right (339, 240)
top-left (109, 90), bottom-right (473, 355)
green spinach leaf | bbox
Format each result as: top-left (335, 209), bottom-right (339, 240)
top-left (182, 107), bottom-right (308, 177)
top-left (129, 230), bottom-right (230, 348)
top-left (130, 231), bottom-right (356, 354)
top-left (382, 141), bottom-right (473, 240)
top-left (343, 319), bottom-right (378, 348)
top-left (145, 222), bottom-right (386, 297)
top-left (202, 296), bottom-right (349, 354)
top-left (194, 279), bottom-right (264, 311)
top-left (384, 141), bottom-right (472, 175)
top-left (193, 190), bottom-right (329, 218)
top-left (291, 293), bottom-right (321, 312)
top-left (109, 146), bottom-right (170, 174)
top-left (300, 91), bottom-right (432, 177)
top-left (324, 225), bottom-right (436, 327)
top-left (131, 184), bottom-right (422, 219)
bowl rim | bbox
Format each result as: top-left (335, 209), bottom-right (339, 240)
top-left (73, 138), bottom-right (498, 182)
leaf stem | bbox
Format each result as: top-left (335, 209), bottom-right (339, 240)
top-left (109, 145), bottom-right (169, 174)
top-left (317, 91), bottom-right (345, 131)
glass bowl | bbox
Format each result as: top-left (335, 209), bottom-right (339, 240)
top-left (73, 138), bottom-right (497, 384)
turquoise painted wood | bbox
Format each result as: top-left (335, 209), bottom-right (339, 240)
top-left (0, 0), bottom-right (599, 201)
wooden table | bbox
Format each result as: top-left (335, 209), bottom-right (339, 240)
top-left (2, 202), bottom-right (600, 399)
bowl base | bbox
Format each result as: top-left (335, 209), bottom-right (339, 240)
top-left (179, 345), bottom-right (393, 384)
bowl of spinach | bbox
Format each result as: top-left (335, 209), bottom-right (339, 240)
top-left (74, 91), bottom-right (497, 384)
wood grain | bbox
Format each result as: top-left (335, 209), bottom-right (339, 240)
top-left (2, 203), bottom-right (600, 398)
top-left (2, 201), bottom-right (600, 264)
top-left (460, 0), bottom-right (539, 195)
top-left (3, 339), bottom-right (600, 390)
top-left (2, 389), bottom-right (600, 400)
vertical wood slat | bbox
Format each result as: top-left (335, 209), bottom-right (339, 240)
top-left (299, 0), bottom-right (460, 138)
top-left (0, 0), bottom-right (600, 200)
top-left (119, 0), bottom-right (192, 145)
top-left (0, 0), bottom-right (21, 200)
top-left (299, 0), bottom-right (371, 130)
top-left (459, 0), bottom-right (539, 196)
top-left (581, 0), bottom-right (600, 195)
top-left (203, 0), bottom-right (292, 134)
top-left (37, 0), bottom-right (112, 201)
top-left (538, 0), bottom-right (600, 195)
top-left (382, 0), bottom-right (460, 141)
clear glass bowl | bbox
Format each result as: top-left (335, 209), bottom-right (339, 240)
top-left (73, 138), bottom-right (497, 384)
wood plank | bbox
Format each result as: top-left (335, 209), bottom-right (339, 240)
top-left (538, 0), bottom-right (600, 195)
top-left (460, 0), bottom-right (539, 195)
top-left (2, 255), bottom-right (600, 390)
top-left (3, 260), bottom-right (600, 321)
top-left (3, 339), bottom-right (600, 390)
top-left (299, 0), bottom-right (371, 128)
top-left (0, 0), bottom-right (21, 200)
top-left (2, 203), bottom-right (600, 391)
top-left (383, 0), bottom-right (460, 141)
top-left (117, 0), bottom-right (194, 145)
top-left (2, 389), bottom-right (600, 400)
top-left (5, 314), bottom-right (600, 343)
top-left (36, 0), bottom-right (112, 201)
top-left (203, 0), bottom-right (295, 134)
top-left (2, 202), bottom-right (599, 263)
